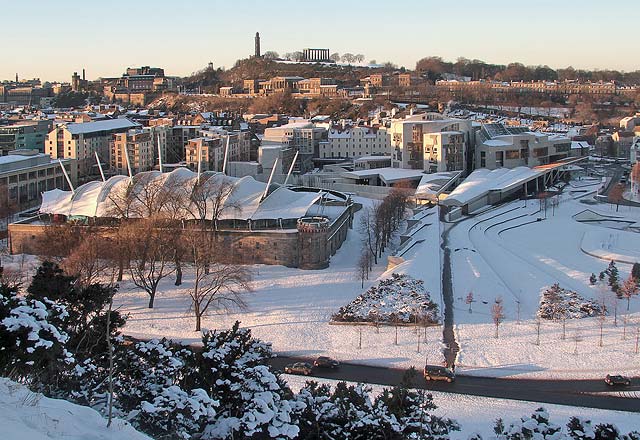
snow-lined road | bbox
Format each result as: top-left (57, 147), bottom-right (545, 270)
top-left (270, 355), bottom-right (640, 413)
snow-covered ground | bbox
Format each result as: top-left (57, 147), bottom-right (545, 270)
top-left (114, 198), bottom-right (447, 370)
top-left (448, 179), bottom-right (640, 378)
top-left (0, 378), bottom-right (150, 440)
top-left (283, 375), bottom-right (638, 439)
top-left (111, 184), bottom-right (640, 379)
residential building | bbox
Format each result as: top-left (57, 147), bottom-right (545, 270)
top-left (389, 113), bottom-right (474, 173)
top-left (321, 124), bottom-right (392, 159)
top-left (111, 129), bottom-right (154, 174)
top-left (620, 113), bottom-right (640, 132)
top-left (0, 120), bottom-right (52, 154)
top-left (185, 129), bottom-right (251, 172)
top-left (475, 123), bottom-right (571, 169)
top-left (45, 118), bottom-right (139, 178)
top-left (263, 121), bottom-right (327, 172)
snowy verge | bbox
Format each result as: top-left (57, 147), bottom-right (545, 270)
top-left (0, 377), bottom-right (151, 440)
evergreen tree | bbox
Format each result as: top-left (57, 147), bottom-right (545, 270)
top-left (607, 261), bottom-right (620, 295)
top-left (590, 273), bottom-right (598, 285)
top-left (632, 262), bottom-right (640, 284)
top-left (195, 322), bottom-right (299, 439)
top-left (0, 279), bottom-right (73, 396)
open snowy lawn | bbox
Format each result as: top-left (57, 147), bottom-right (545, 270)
top-left (0, 378), bottom-right (150, 440)
top-left (283, 374), bottom-right (638, 439)
top-left (114, 198), bottom-right (449, 370)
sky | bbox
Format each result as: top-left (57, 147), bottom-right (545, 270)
top-left (1, 0), bottom-right (635, 82)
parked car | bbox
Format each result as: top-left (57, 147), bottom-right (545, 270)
top-left (284, 362), bottom-right (313, 376)
top-left (313, 356), bottom-right (340, 369)
top-left (423, 365), bottom-right (455, 383)
top-left (605, 374), bottom-right (631, 386)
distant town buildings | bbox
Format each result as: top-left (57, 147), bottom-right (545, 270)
top-left (102, 66), bottom-right (175, 106)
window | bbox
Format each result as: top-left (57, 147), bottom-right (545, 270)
top-left (480, 151), bottom-right (486, 168)
top-left (505, 150), bottom-right (520, 160)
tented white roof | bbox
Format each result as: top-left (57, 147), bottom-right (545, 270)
top-left (442, 167), bottom-right (542, 206)
top-left (39, 168), bottom-right (329, 221)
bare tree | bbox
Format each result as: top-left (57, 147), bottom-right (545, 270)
top-left (492, 297), bottom-right (505, 339)
top-left (357, 249), bottom-right (371, 288)
top-left (184, 229), bottom-right (253, 331)
top-left (620, 275), bottom-right (638, 311)
top-left (62, 232), bottom-right (114, 287)
top-left (466, 291), bottom-right (474, 313)
top-left (609, 183), bottom-right (624, 212)
top-left (122, 218), bottom-right (177, 308)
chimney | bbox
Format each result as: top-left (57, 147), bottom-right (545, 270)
top-left (82, 69), bottom-right (85, 81)
top-left (15, 73), bottom-right (18, 83)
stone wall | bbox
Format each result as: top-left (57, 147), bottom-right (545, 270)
top-left (8, 205), bottom-right (355, 269)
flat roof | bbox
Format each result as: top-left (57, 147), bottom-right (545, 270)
top-left (64, 118), bottom-right (139, 135)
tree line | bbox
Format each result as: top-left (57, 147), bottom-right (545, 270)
top-left (416, 56), bottom-right (640, 84)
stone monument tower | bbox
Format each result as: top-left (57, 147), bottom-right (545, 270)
top-left (255, 32), bottom-right (261, 58)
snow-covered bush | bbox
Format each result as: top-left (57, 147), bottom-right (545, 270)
top-left (138, 386), bottom-right (218, 440)
top-left (494, 407), bottom-right (561, 440)
top-left (0, 283), bottom-right (73, 393)
top-left (196, 322), bottom-right (299, 439)
top-left (332, 273), bottom-right (439, 324)
top-left (537, 284), bottom-right (602, 320)
top-left (291, 374), bottom-right (459, 440)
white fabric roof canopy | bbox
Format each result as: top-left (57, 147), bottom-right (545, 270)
top-left (40, 168), bottom-right (328, 221)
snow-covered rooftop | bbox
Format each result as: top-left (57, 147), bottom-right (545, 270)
top-left (342, 167), bottom-right (425, 184)
top-left (442, 167), bottom-right (542, 206)
top-left (64, 118), bottom-right (139, 135)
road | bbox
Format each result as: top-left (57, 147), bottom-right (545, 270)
top-left (270, 355), bottom-right (640, 413)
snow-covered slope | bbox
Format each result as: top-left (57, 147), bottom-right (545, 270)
top-left (0, 378), bottom-right (151, 440)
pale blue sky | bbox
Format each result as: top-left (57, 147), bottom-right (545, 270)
top-left (1, 0), bottom-right (635, 82)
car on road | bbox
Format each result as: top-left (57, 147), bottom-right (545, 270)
top-left (605, 374), bottom-right (631, 386)
top-left (423, 365), bottom-right (455, 383)
top-left (313, 356), bottom-right (340, 369)
top-left (284, 362), bottom-right (313, 376)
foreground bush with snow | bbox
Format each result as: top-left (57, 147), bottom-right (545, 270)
top-left (537, 283), bottom-right (603, 320)
top-left (332, 273), bottom-right (439, 324)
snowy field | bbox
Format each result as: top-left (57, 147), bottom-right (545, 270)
top-left (0, 378), bottom-right (150, 440)
top-left (110, 182), bottom-right (640, 379)
top-left (114, 197), bottom-right (448, 371)
top-left (448, 178), bottom-right (640, 378)
top-left (283, 375), bottom-right (638, 439)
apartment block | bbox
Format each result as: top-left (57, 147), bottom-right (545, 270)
top-left (0, 150), bottom-right (76, 212)
top-left (389, 113), bottom-right (474, 173)
top-left (45, 118), bottom-right (139, 178)
top-left (320, 124), bottom-right (392, 159)
top-left (111, 129), bottom-right (154, 174)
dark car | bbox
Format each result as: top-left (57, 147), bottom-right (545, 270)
top-left (605, 374), bottom-right (631, 386)
top-left (423, 365), bottom-right (455, 383)
top-left (284, 362), bottom-right (313, 376)
top-left (313, 356), bottom-right (340, 369)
